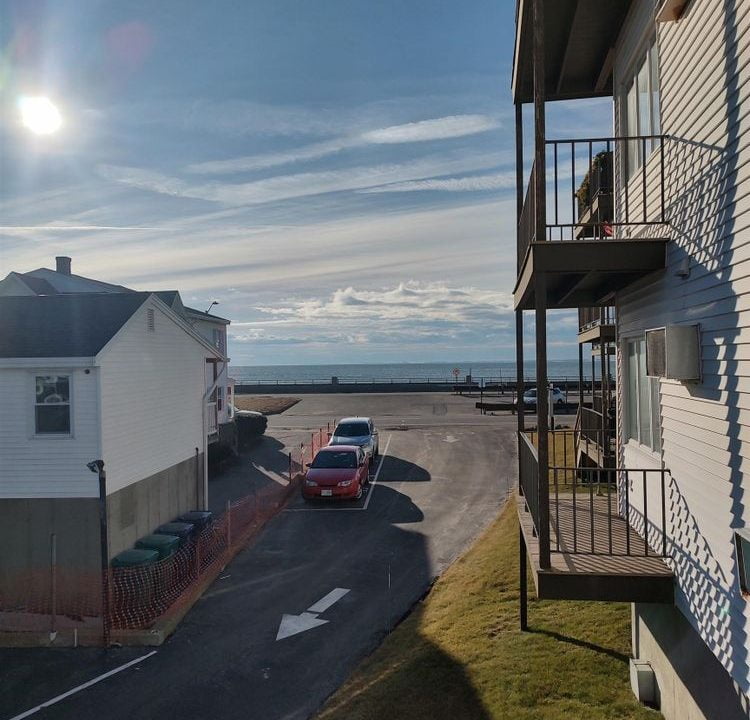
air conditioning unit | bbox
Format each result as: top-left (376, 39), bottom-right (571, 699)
top-left (630, 659), bottom-right (658, 706)
top-left (645, 325), bottom-right (701, 381)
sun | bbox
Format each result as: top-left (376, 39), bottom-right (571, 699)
top-left (19, 96), bottom-right (63, 135)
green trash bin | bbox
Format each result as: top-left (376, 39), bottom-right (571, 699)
top-left (111, 548), bottom-right (159, 568)
top-left (135, 534), bottom-right (181, 559)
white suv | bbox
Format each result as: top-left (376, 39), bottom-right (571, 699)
top-left (329, 417), bottom-right (379, 459)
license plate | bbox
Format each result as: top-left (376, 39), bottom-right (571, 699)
top-left (321, 489), bottom-right (332, 497)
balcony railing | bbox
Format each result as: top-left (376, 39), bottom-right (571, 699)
top-left (519, 430), bottom-right (669, 562)
top-left (207, 401), bottom-right (218, 435)
top-left (517, 135), bottom-right (669, 269)
top-left (578, 306), bottom-right (615, 333)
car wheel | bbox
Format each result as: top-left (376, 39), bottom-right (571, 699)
top-left (355, 483), bottom-right (364, 500)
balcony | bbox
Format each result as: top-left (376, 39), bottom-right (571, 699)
top-left (578, 306), bottom-right (615, 344)
top-left (515, 135), bottom-right (669, 311)
top-left (512, 0), bottom-right (635, 103)
top-left (517, 431), bottom-right (674, 602)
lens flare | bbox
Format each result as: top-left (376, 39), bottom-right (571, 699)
top-left (19, 96), bottom-right (62, 135)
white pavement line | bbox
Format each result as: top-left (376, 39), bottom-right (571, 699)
top-left (307, 587), bottom-right (350, 614)
top-left (8, 651), bottom-right (157, 720)
top-left (362, 434), bottom-right (391, 511)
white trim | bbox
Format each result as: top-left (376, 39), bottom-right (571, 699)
top-left (0, 357), bottom-right (94, 369)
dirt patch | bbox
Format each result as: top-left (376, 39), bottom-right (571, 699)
top-left (233, 396), bottom-right (300, 415)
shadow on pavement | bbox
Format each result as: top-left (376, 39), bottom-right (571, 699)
top-left (208, 435), bottom-right (294, 516)
top-left (378, 455), bottom-right (431, 482)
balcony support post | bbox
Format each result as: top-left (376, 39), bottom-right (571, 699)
top-left (515, 102), bottom-right (525, 436)
top-left (532, 0), bottom-right (550, 570)
top-left (578, 341), bottom-right (584, 404)
top-left (520, 526), bottom-right (528, 631)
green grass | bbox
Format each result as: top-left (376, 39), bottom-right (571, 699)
top-left (317, 502), bottom-right (661, 720)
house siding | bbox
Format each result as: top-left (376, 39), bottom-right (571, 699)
top-left (98, 299), bottom-right (209, 496)
top-left (614, 0), bottom-right (750, 698)
top-left (0, 366), bottom-right (100, 498)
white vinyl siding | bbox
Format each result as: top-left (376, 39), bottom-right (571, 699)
top-left (98, 301), bottom-right (211, 496)
top-left (615, 0), bottom-right (750, 697)
top-left (0, 367), bottom-right (100, 498)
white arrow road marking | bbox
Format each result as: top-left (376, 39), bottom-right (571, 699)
top-left (307, 587), bottom-right (350, 613)
top-left (276, 587), bottom-right (351, 641)
top-left (276, 612), bottom-right (329, 641)
top-left (443, 435), bottom-right (459, 443)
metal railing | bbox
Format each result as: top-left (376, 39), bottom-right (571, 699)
top-left (518, 431), bottom-right (670, 559)
top-left (578, 306), bottom-right (615, 332)
top-left (517, 134), bottom-right (669, 267)
top-left (550, 465), bottom-right (669, 558)
top-left (519, 432), bottom-right (540, 533)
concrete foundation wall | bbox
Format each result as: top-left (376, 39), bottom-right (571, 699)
top-left (633, 603), bottom-right (750, 720)
top-left (106, 452), bottom-right (204, 558)
top-left (0, 497), bottom-right (101, 575)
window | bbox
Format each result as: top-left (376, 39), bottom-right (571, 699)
top-left (735, 529), bottom-right (750, 595)
top-left (625, 339), bottom-right (661, 452)
top-left (35, 375), bottom-right (71, 434)
top-left (623, 37), bottom-right (661, 177)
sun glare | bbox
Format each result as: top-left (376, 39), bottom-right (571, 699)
top-left (19, 96), bottom-right (63, 135)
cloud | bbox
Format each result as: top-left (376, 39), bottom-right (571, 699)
top-left (98, 150), bottom-right (507, 207)
top-left (361, 115), bottom-right (499, 144)
top-left (228, 281), bottom-right (514, 350)
top-left (186, 114), bottom-right (500, 175)
top-left (0, 225), bottom-right (163, 232)
top-left (359, 171), bottom-right (516, 194)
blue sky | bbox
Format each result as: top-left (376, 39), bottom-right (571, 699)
top-left (0, 0), bottom-right (611, 365)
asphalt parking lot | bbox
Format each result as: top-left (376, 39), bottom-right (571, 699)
top-left (1, 394), bottom-right (515, 720)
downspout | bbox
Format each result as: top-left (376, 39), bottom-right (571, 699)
top-left (201, 359), bottom-right (226, 511)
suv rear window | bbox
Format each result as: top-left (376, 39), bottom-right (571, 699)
top-left (334, 422), bottom-right (370, 437)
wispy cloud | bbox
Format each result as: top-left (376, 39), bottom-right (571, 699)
top-left (0, 225), bottom-right (163, 232)
top-left (359, 171), bottom-right (515, 194)
top-left (186, 114), bottom-right (500, 175)
top-left (99, 149), bottom-right (507, 207)
top-left (361, 115), bottom-right (499, 144)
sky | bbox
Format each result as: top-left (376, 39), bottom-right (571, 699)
top-left (0, 0), bottom-right (612, 365)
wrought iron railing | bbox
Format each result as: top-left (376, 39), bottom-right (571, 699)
top-left (518, 430), bottom-right (670, 559)
top-left (517, 134), bottom-right (669, 269)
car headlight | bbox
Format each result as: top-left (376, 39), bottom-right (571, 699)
top-left (305, 478), bottom-right (318, 487)
top-left (338, 479), bottom-right (353, 487)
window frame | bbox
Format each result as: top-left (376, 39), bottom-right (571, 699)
top-left (32, 373), bottom-right (73, 437)
top-left (621, 35), bottom-right (662, 179)
top-left (623, 338), bottom-right (662, 454)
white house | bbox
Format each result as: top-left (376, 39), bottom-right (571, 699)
top-left (513, 1), bottom-right (750, 718)
top-left (0, 292), bottom-right (222, 606)
top-left (0, 256), bottom-right (235, 444)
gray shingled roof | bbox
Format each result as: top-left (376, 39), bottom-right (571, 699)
top-left (0, 293), bottom-right (151, 358)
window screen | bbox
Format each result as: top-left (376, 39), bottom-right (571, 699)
top-left (35, 375), bottom-right (71, 434)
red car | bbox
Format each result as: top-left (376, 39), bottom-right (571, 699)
top-left (303, 445), bottom-right (370, 501)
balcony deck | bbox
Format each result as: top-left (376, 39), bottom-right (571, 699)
top-left (517, 493), bottom-right (674, 603)
top-left (514, 237), bottom-right (668, 311)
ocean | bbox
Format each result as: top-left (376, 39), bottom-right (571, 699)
top-left (230, 360), bottom-right (593, 384)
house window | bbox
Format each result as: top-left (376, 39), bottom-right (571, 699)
top-left (623, 37), bottom-right (661, 177)
top-left (625, 339), bottom-right (661, 452)
top-left (35, 375), bottom-right (71, 434)
top-left (735, 529), bottom-right (750, 595)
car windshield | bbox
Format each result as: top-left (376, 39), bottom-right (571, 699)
top-left (334, 422), bottom-right (370, 437)
top-left (311, 451), bottom-right (358, 469)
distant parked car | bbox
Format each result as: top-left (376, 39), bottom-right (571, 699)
top-left (232, 406), bottom-right (268, 437)
top-left (303, 446), bottom-right (370, 501)
top-left (328, 416), bottom-right (379, 459)
top-left (523, 387), bottom-right (565, 407)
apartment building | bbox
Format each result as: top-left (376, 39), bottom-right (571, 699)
top-left (513, 1), bottom-right (749, 718)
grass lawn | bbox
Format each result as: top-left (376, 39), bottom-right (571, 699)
top-left (317, 501), bottom-right (660, 720)
top-left (233, 395), bottom-right (299, 414)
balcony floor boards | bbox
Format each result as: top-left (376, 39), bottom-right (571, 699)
top-left (517, 493), bottom-right (674, 603)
